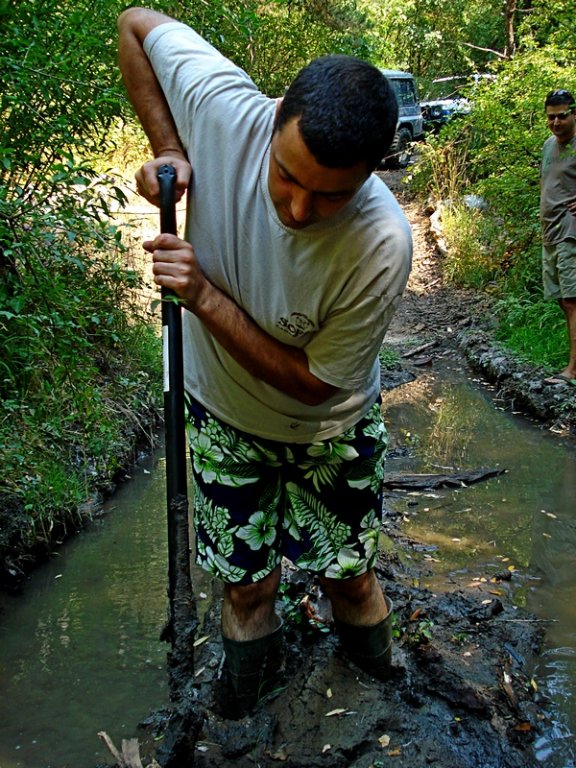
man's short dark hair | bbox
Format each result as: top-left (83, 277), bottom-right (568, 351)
top-left (545, 89), bottom-right (576, 109)
top-left (276, 55), bottom-right (398, 171)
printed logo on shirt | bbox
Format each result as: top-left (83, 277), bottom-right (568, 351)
top-left (276, 312), bottom-right (315, 338)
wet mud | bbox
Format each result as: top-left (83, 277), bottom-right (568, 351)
top-left (145, 547), bottom-right (544, 768)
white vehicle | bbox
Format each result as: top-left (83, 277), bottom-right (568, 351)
top-left (421, 74), bottom-right (494, 134)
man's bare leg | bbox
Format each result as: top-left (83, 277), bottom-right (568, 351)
top-left (559, 297), bottom-right (576, 379)
top-left (319, 569), bottom-right (388, 626)
top-left (320, 569), bottom-right (393, 680)
top-left (222, 565), bottom-right (281, 641)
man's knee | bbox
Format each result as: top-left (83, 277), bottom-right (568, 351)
top-left (320, 569), bottom-right (376, 599)
top-left (224, 567), bottom-right (281, 615)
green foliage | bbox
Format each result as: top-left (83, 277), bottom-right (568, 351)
top-left (361, 0), bottom-right (505, 78)
top-left (494, 294), bottom-right (568, 371)
top-left (438, 203), bottom-right (508, 288)
top-left (378, 345), bottom-right (402, 370)
top-left (410, 131), bottom-right (472, 201)
top-left (0, 0), bottom-right (163, 572)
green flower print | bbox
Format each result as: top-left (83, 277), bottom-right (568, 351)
top-left (324, 546), bottom-right (367, 579)
top-left (358, 510), bottom-right (380, 562)
top-left (199, 545), bottom-right (247, 583)
top-left (299, 433), bottom-right (359, 492)
top-left (188, 409), bottom-right (281, 486)
top-left (194, 487), bottom-right (236, 558)
top-left (346, 407), bottom-right (388, 492)
top-left (286, 482), bottom-right (352, 570)
top-left (237, 510), bottom-right (277, 551)
top-left (251, 549), bottom-right (282, 582)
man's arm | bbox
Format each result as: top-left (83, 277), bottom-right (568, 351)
top-left (120, 9), bottom-right (338, 405)
top-left (117, 7), bottom-right (190, 204)
top-left (145, 234), bottom-right (339, 406)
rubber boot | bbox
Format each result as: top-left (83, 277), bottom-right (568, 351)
top-left (334, 597), bottom-right (393, 681)
top-left (222, 619), bottom-right (284, 716)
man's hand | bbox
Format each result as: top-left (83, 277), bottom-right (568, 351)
top-left (144, 233), bottom-right (209, 312)
top-left (567, 199), bottom-right (576, 216)
top-left (136, 156), bottom-right (192, 207)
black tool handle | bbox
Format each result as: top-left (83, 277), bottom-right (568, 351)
top-left (158, 164), bottom-right (187, 502)
top-left (157, 166), bottom-right (195, 689)
top-left (158, 164), bottom-right (178, 237)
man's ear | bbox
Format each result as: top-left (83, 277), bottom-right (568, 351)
top-left (273, 97), bottom-right (283, 130)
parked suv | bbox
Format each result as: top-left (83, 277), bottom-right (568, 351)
top-left (380, 69), bottom-right (424, 169)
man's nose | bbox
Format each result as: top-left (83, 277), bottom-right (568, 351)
top-left (290, 188), bottom-right (313, 222)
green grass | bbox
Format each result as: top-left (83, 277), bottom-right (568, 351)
top-left (494, 294), bottom-right (567, 371)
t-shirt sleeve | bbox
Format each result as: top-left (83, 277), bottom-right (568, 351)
top-left (305, 229), bottom-right (412, 390)
top-left (143, 22), bottom-right (262, 152)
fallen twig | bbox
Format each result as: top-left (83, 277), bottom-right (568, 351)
top-left (97, 732), bottom-right (161, 768)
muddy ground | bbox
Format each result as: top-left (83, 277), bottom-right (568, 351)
top-left (101, 171), bottom-right (574, 768)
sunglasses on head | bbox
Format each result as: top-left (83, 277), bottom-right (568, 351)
top-left (550, 89), bottom-right (573, 99)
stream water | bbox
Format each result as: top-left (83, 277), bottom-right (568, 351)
top-left (0, 356), bottom-right (574, 768)
top-left (383, 357), bottom-right (576, 766)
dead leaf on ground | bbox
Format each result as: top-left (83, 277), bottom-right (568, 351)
top-left (513, 723), bottom-right (532, 732)
top-left (266, 747), bottom-right (289, 761)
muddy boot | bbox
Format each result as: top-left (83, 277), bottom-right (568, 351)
top-left (222, 619), bottom-right (284, 717)
top-left (334, 597), bottom-right (393, 681)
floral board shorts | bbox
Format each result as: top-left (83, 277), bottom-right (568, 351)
top-left (184, 395), bottom-right (388, 585)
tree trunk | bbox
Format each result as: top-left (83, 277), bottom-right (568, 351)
top-left (504, 0), bottom-right (517, 58)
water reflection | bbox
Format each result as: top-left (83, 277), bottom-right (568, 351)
top-left (0, 453), bottom-right (170, 768)
top-left (383, 359), bottom-right (576, 767)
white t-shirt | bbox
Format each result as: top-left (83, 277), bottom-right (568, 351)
top-left (144, 22), bottom-right (412, 442)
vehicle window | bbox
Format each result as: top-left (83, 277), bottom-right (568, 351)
top-left (391, 79), bottom-right (417, 108)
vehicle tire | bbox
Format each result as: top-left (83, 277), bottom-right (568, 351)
top-left (382, 127), bottom-right (412, 170)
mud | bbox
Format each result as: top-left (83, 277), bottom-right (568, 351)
top-left (144, 555), bottom-right (543, 768)
top-left (122, 172), bottom-right (563, 768)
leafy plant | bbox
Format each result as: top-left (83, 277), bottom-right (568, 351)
top-left (379, 345), bottom-right (402, 370)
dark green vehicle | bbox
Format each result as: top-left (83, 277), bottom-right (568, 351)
top-left (380, 69), bottom-right (424, 169)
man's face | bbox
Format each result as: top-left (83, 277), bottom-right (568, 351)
top-left (546, 103), bottom-right (576, 144)
top-left (268, 117), bottom-right (370, 230)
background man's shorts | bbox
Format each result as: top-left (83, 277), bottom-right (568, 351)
top-left (542, 238), bottom-right (576, 299)
top-left (185, 396), bottom-right (388, 585)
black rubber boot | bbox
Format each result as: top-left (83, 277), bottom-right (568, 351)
top-left (222, 619), bottom-right (284, 716)
top-left (334, 597), bottom-right (393, 681)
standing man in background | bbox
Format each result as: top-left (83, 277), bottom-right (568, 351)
top-left (541, 89), bottom-right (576, 386)
top-left (118, 7), bottom-right (412, 715)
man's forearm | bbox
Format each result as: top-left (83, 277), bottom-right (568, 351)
top-left (117, 8), bottom-right (185, 160)
top-left (192, 282), bottom-right (337, 407)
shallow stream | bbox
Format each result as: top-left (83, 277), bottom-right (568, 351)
top-left (0, 356), bottom-right (574, 767)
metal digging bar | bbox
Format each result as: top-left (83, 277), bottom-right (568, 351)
top-left (157, 164), bottom-right (197, 697)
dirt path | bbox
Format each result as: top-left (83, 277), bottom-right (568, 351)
top-left (130, 175), bottom-right (556, 768)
